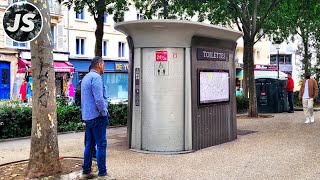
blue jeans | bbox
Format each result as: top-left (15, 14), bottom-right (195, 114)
top-left (287, 91), bottom-right (294, 111)
top-left (82, 116), bottom-right (108, 176)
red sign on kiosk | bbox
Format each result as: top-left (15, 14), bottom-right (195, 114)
top-left (156, 50), bottom-right (168, 61)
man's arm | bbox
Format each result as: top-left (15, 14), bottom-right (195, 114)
top-left (299, 80), bottom-right (304, 100)
top-left (314, 80), bottom-right (319, 99)
top-left (91, 76), bottom-right (108, 116)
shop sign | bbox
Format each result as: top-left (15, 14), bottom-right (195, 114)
top-left (197, 48), bottom-right (229, 61)
top-left (279, 64), bottom-right (292, 72)
top-left (115, 63), bottom-right (129, 72)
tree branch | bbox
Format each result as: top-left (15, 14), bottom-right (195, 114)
top-left (254, 31), bottom-right (266, 44)
top-left (254, 0), bottom-right (282, 36)
top-left (229, 2), bottom-right (250, 35)
top-left (252, 0), bottom-right (259, 39)
top-left (235, 19), bottom-right (243, 32)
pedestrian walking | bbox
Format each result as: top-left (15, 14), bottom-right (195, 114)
top-left (286, 73), bottom-right (294, 113)
top-left (80, 57), bottom-right (114, 180)
top-left (19, 78), bottom-right (27, 103)
top-left (26, 77), bottom-right (33, 104)
top-left (299, 73), bottom-right (318, 124)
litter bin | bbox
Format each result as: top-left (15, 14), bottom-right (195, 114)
top-left (115, 20), bottom-right (242, 153)
top-left (256, 78), bottom-right (288, 113)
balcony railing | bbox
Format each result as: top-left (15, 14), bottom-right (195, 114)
top-left (8, 0), bottom-right (62, 16)
top-left (49, 2), bottom-right (62, 16)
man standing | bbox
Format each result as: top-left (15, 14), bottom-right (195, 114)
top-left (286, 73), bottom-right (294, 113)
top-left (299, 73), bottom-right (319, 124)
top-left (19, 78), bottom-right (27, 103)
top-left (80, 57), bottom-right (113, 180)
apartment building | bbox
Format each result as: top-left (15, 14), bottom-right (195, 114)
top-left (0, 0), bottom-right (272, 101)
top-left (0, 0), bottom-right (133, 101)
top-left (66, 6), bottom-right (131, 101)
top-left (0, 0), bottom-right (68, 100)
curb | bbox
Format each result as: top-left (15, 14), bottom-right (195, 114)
top-left (294, 108), bottom-right (320, 111)
top-left (0, 125), bottom-right (126, 143)
top-left (0, 156), bottom-right (91, 167)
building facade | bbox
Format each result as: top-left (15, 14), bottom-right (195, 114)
top-left (66, 6), bottom-right (130, 102)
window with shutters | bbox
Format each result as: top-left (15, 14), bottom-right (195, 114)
top-left (56, 25), bottom-right (64, 50)
top-left (103, 40), bottom-right (108, 57)
top-left (104, 13), bottom-right (108, 24)
top-left (76, 10), bottom-right (85, 20)
top-left (76, 38), bottom-right (85, 55)
top-left (51, 26), bottom-right (55, 49)
top-left (137, 13), bottom-right (142, 20)
top-left (118, 42), bottom-right (125, 57)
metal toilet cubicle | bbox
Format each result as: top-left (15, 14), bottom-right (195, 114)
top-left (255, 71), bottom-right (289, 113)
top-left (115, 20), bottom-right (243, 153)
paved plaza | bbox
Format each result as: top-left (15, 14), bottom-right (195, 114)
top-left (1, 111), bottom-right (320, 179)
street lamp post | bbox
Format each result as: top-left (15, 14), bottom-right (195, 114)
top-left (275, 41), bottom-right (281, 79)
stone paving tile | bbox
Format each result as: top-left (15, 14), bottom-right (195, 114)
top-left (1, 112), bottom-right (320, 179)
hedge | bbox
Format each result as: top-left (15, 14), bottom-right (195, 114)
top-left (236, 95), bottom-right (249, 113)
top-left (293, 91), bottom-right (320, 107)
top-left (0, 96), bottom-right (250, 139)
top-left (0, 100), bottom-right (128, 139)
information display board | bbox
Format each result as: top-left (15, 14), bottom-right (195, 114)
top-left (198, 69), bottom-right (229, 104)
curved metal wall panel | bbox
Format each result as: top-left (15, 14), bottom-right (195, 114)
top-left (141, 48), bottom-right (185, 152)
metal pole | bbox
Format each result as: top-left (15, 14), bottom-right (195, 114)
top-left (163, 0), bottom-right (167, 19)
top-left (277, 49), bottom-right (279, 79)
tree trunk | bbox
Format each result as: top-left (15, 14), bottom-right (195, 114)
top-left (26, 0), bottom-right (61, 178)
top-left (242, 36), bottom-right (250, 98)
top-left (303, 35), bottom-right (309, 75)
top-left (163, 0), bottom-right (168, 19)
top-left (246, 39), bottom-right (258, 117)
top-left (94, 5), bottom-right (105, 57)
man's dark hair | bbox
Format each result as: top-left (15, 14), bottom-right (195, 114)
top-left (287, 73), bottom-right (291, 75)
top-left (91, 56), bottom-right (103, 69)
top-left (305, 73), bottom-right (311, 79)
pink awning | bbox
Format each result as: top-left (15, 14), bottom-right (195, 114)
top-left (17, 58), bottom-right (31, 73)
top-left (53, 62), bottom-right (74, 72)
top-left (17, 58), bottom-right (74, 73)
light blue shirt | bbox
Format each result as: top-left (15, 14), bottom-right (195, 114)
top-left (81, 70), bottom-right (108, 120)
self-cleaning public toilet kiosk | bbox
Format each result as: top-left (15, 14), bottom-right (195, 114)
top-left (115, 20), bottom-right (243, 153)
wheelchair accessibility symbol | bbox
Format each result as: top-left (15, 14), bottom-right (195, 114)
top-left (154, 61), bottom-right (169, 76)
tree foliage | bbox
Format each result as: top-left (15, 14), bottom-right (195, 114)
top-left (133, 0), bottom-right (283, 117)
top-left (269, 0), bottom-right (320, 76)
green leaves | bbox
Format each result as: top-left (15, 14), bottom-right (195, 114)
top-left (59, 0), bottom-right (128, 22)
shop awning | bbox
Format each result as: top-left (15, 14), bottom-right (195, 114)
top-left (53, 62), bottom-right (74, 72)
top-left (18, 58), bottom-right (74, 73)
top-left (18, 59), bottom-right (31, 73)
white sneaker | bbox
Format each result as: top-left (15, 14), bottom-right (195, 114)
top-left (311, 116), bottom-right (315, 123)
top-left (305, 117), bottom-right (311, 124)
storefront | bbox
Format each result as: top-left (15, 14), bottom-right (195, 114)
top-left (17, 51), bottom-right (74, 99)
top-left (70, 59), bottom-right (128, 101)
top-left (236, 68), bottom-right (243, 96)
